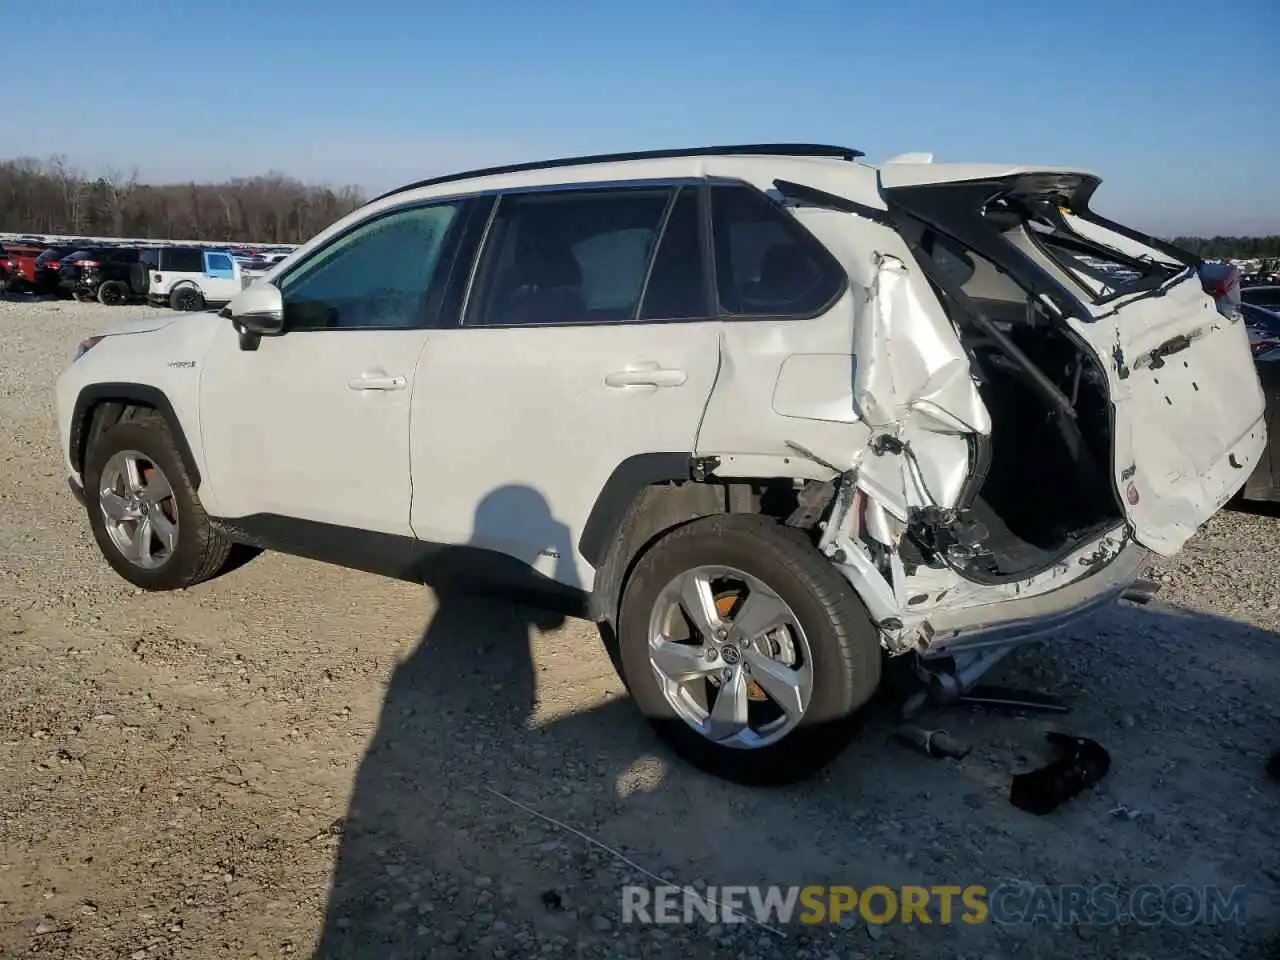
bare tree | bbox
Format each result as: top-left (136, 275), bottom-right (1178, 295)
top-left (0, 154), bottom-right (366, 243)
top-left (48, 155), bottom-right (86, 234)
top-left (99, 164), bottom-right (138, 237)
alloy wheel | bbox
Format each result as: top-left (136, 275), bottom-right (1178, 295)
top-left (97, 449), bottom-right (179, 569)
top-left (646, 565), bottom-right (814, 749)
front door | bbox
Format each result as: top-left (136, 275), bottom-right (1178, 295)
top-left (201, 251), bottom-right (241, 302)
top-left (199, 198), bottom-right (472, 536)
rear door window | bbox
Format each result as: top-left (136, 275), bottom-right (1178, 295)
top-left (709, 183), bottom-right (846, 317)
top-left (638, 186), bottom-right (711, 321)
top-left (206, 253), bottom-right (234, 273)
top-left (464, 186), bottom-right (672, 327)
top-left (165, 249), bottom-right (204, 273)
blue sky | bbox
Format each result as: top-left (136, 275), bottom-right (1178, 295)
top-left (3, 0), bottom-right (1277, 235)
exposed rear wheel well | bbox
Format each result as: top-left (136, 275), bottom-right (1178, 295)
top-left (587, 477), bottom-right (834, 625)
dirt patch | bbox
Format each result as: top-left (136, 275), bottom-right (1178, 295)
top-left (1, 298), bottom-right (1278, 959)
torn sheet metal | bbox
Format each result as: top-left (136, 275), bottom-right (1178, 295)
top-left (851, 254), bottom-right (990, 523)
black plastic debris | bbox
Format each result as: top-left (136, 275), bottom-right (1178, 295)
top-left (1009, 732), bottom-right (1111, 815)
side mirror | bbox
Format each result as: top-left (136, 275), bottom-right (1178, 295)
top-left (222, 283), bottom-right (285, 351)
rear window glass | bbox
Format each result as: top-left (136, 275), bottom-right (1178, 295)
top-left (989, 198), bottom-right (1184, 302)
top-left (163, 249), bottom-right (204, 273)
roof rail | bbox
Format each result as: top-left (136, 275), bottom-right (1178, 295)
top-left (372, 143), bottom-right (865, 203)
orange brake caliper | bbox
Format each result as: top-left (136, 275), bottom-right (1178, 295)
top-left (715, 593), bottom-right (767, 701)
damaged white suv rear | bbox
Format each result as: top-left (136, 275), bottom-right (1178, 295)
top-left (54, 144), bottom-right (1266, 785)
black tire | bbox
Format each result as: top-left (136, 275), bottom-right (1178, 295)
top-left (97, 280), bottom-right (128, 306)
top-left (616, 514), bottom-right (881, 785)
top-left (83, 416), bottom-right (234, 591)
top-left (170, 285), bottom-right (204, 311)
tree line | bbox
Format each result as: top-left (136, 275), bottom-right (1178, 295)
top-left (1169, 236), bottom-right (1280, 262)
top-left (1, 155), bottom-right (1278, 259)
top-left (0, 155), bottom-right (366, 244)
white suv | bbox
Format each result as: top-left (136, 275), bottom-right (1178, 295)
top-left (54, 143), bottom-right (1267, 784)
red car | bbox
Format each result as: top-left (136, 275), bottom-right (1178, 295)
top-left (1, 244), bottom-right (45, 292)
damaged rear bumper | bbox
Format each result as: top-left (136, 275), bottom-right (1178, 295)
top-left (918, 540), bottom-right (1151, 660)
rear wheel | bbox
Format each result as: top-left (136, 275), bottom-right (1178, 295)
top-left (170, 285), bottom-right (204, 311)
top-left (97, 280), bottom-right (128, 306)
top-left (83, 416), bottom-right (235, 590)
top-left (616, 515), bottom-right (881, 785)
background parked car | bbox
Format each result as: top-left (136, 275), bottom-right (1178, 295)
top-left (59, 247), bottom-right (152, 304)
top-left (1239, 302), bottom-right (1280, 502)
top-left (143, 246), bottom-right (242, 310)
top-left (34, 246), bottom-right (84, 295)
top-left (1, 243), bottom-right (46, 292)
top-left (1242, 285), bottom-right (1280, 310)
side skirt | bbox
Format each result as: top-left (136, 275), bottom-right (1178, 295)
top-left (210, 513), bottom-right (591, 619)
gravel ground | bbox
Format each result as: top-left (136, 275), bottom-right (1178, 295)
top-left (1, 295), bottom-right (1278, 960)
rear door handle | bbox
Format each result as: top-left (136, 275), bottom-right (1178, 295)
top-left (605, 363), bottom-right (688, 388)
top-left (347, 372), bottom-right (407, 391)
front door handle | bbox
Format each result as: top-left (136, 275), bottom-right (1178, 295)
top-left (348, 372), bottom-right (407, 391)
top-left (605, 363), bottom-right (688, 389)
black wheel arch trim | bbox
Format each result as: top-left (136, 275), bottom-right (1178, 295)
top-left (578, 452), bottom-right (694, 568)
top-left (70, 382), bottom-right (202, 486)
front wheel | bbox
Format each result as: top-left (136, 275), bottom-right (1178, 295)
top-left (83, 416), bottom-right (235, 590)
top-left (616, 515), bottom-right (881, 785)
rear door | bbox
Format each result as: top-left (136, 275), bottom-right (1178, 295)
top-left (880, 163), bottom-right (1266, 555)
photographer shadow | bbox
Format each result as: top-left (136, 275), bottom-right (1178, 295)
top-left (313, 490), bottom-right (1280, 958)
top-left (313, 484), bottom-right (587, 956)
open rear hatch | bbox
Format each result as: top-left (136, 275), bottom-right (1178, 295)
top-left (878, 162), bottom-right (1266, 557)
